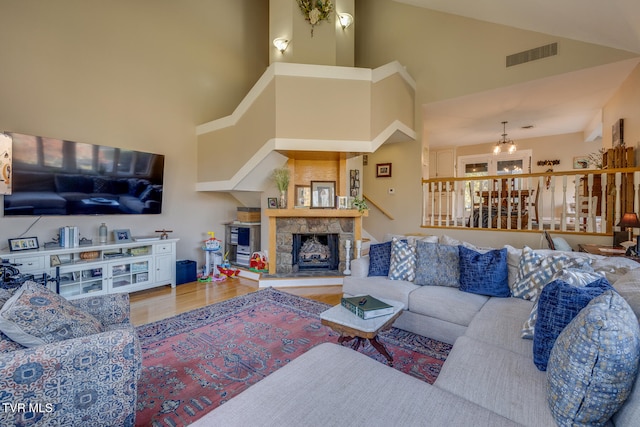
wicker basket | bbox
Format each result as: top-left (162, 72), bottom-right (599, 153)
top-left (79, 251), bottom-right (100, 260)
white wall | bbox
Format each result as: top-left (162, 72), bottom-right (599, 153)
top-left (0, 1), bottom-right (269, 267)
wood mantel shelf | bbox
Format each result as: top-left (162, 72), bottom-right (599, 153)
top-left (265, 209), bottom-right (368, 218)
top-left (265, 209), bottom-right (366, 275)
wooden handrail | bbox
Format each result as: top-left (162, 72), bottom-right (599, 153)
top-left (363, 193), bottom-right (395, 220)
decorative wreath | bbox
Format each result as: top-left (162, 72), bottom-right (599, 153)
top-left (297, 0), bottom-right (334, 37)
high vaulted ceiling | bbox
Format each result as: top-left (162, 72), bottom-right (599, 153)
top-left (394, 0), bottom-right (640, 148)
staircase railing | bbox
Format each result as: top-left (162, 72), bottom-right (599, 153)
top-left (421, 168), bottom-right (640, 234)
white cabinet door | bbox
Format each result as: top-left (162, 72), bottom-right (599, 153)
top-left (155, 254), bottom-right (173, 284)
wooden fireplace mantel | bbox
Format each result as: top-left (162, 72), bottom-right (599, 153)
top-left (265, 209), bottom-right (367, 275)
top-left (265, 209), bottom-right (368, 218)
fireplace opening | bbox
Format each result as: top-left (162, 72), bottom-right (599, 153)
top-left (292, 233), bottom-right (339, 271)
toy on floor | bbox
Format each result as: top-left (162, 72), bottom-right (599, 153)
top-left (198, 231), bottom-right (224, 282)
top-left (216, 251), bottom-right (240, 278)
top-left (249, 251), bottom-right (268, 272)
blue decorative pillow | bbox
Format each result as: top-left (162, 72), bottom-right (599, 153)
top-left (458, 246), bottom-right (509, 297)
top-left (0, 281), bottom-right (104, 347)
top-left (414, 242), bottom-right (459, 287)
top-left (521, 269), bottom-right (604, 339)
top-left (547, 291), bottom-right (640, 426)
top-left (368, 241), bottom-right (392, 277)
top-left (533, 277), bottom-right (614, 371)
top-left (388, 238), bottom-right (416, 281)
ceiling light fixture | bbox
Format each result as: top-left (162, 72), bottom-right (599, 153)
top-left (338, 12), bottom-right (353, 29)
top-left (273, 38), bottom-right (290, 53)
top-left (493, 121), bottom-right (517, 155)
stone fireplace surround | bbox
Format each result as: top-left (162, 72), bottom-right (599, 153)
top-left (265, 209), bottom-right (365, 275)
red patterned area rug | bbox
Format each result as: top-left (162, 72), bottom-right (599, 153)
top-left (135, 287), bottom-right (451, 426)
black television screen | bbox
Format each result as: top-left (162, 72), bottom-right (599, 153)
top-left (4, 132), bottom-right (164, 216)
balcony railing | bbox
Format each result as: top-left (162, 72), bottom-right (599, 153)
top-left (422, 168), bottom-right (640, 234)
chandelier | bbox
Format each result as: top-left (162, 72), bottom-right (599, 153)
top-left (493, 121), bottom-right (517, 155)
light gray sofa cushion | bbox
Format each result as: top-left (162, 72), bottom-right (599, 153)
top-left (193, 343), bottom-right (521, 427)
top-left (463, 297), bottom-right (534, 357)
top-left (408, 285), bottom-right (488, 327)
top-left (435, 336), bottom-right (555, 427)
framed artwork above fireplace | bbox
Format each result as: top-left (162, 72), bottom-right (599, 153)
top-left (311, 181), bottom-right (336, 208)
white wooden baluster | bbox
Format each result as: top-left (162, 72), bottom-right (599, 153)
top-left (453, 181), bottom-right (459, 227)
top-left (478, 180), bottom-right (483, 229)
top-left (430, 182), bottom-right (436, 226)
top-left (422, 182), bottom-right (428, 226)
top-left (537, 176), bottom-right (544, 230)
top-left (587, 173), bottom-right (594, 232)
top-left (445, 181), bottom-right (451, 226)
top-left (549, 175), bottom-right (556, 231)
top-left (527, 177), bottom-right (533, 230)
top-left (574, 175), bottom-right (581, 231)
top-left (600, 173), bottom-right (607, 233)
top-left (438, 181), bottom-right (443, 227)
top-left (615, 172), bottom-right (622, 227)
top-left (561, 175), bottom-right (567, 231)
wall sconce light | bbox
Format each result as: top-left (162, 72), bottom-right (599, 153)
top-left (337, 12), bottom-right (353, 29)
top-left (273, 38), bottom-right (289, 53)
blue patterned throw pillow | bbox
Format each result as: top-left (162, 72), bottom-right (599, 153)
top-left (368, 241), bottom-right (392, 276)
top-left (0, 281), bottom-right (104, 347)
top-left (388, 238), bottom-right (416, 281)
top-left (547, 291), bottom-right (640, 426)
top-left (458, 246), bottom-right (509, 297)
top-left (533, 277), bottom-right (613, 371)
top-left (521, 269), bottom-right (604, 339)
top-left (414, 241), bottom-right (459, 287)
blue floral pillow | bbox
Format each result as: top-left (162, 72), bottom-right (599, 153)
top-left (547, 291), bottom-right (640, 425)
top-left (0, 281), bottom-right (104, 347)
top-left (414, 242), bottom-right (459, 287)
top-left (533, 277), bottom-right (613, 371)
top-left (388, 238), bottom-right (416, 281)
top-left (368, 241), bottom-right (392, 276)
top-left (458, 246), bottom-right (509, 297)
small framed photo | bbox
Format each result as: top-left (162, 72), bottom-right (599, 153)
top-left (113, 229), bottom-right (132, 243)
top-left (376, 163), bottom-right (392, 178)
top-left (267, 197), bottom-right (278, 209)
top-left (573, 156), bottom-right (589, 169)
top-left (337, 196), bottom-right (349, 209)
top-left (295, 185), bottom-right (311, 207)
top-left (50, 255), bottom-right (61, 267)
top-left (8, 236), bottom-right (39, 252)
top-left (311, 181), bottom-right (336, 208)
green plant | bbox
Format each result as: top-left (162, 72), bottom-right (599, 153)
top-left (272, 167), bottom-right (290, 192)
top-left (352, 196), bottom-right (368, 213)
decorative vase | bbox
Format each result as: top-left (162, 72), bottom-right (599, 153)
top-left (99, 223), bottom-right (108, 243)
top-left (279, 190), bottom-right (287, 209)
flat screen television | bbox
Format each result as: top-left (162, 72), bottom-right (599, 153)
top-left (3, 132), bottom-right (165, 216)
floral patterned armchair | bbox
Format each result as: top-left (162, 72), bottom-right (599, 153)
top-left (0, 291), bottom-right (141, 426)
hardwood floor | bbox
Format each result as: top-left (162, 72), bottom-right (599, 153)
top-left (129, 278), bottom-right (343, 326)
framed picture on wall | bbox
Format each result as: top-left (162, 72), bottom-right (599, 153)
top-left (376, 163), bottom-right (392, 178)
top-left (311, 181), bottom-right (336, 208)
top-left (267, 197), bottom-right (278, 209)
top-left (573, 156), bottom-right (589, 169)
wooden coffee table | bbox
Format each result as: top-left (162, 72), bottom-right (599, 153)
top-left (320, 297), bottom-right (404, 366)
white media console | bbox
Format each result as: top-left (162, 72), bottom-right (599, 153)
top-left (1, 238), bottom-right (178, 300)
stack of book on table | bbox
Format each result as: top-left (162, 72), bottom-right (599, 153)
top-left (341, 295), bottom-right (394, 320)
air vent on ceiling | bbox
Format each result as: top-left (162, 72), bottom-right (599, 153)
top-left (506, 42), bottom-right (558, 67)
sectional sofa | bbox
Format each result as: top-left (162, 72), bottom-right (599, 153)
top-left (194, 236), bottom-right (640, 426)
